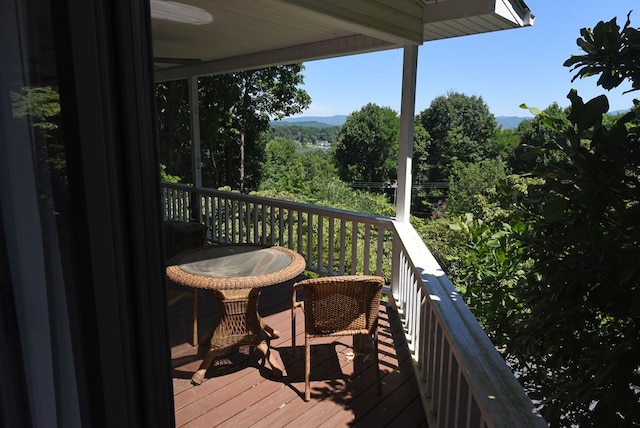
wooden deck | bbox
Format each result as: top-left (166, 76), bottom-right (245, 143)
top-left (168, 276), bottom-right (428, 427)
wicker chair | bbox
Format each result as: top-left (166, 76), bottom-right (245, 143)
top-left (291, 275), bottom-right (385, 401)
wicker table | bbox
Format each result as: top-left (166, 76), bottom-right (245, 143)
top-left (166, 244), bottom-right (306, 385)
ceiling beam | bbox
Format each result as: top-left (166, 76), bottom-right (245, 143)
top-left (155, 34), bottom-right (394, 81)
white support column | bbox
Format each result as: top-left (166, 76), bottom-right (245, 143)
top-left (188, 76), bottom-right (202, 221)
top-left (392, 45), bottom-right (419, 299)
top-left (188, 76), bottom-right (202, 189)
top-left (395, 44), bottom-right (418, 222)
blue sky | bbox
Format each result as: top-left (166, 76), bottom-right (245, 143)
top-left (294, 0), bottom-right (638, 119)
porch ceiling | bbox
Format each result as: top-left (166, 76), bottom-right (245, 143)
top-left (152, 0), bottom-right (533, 81)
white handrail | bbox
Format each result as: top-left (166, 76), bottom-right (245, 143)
top-left (162, 183), bottom-right (393, 277)
top-left (391, 221), bottom-right (546, 427)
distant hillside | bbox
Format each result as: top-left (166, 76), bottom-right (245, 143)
top-left (273, 115), bottom-right (347, 127)
top-left (275, 115), bottom-right (530, 129)
top-left (270, 120), bottom-right (337, 128)
top-left (496, 116), bottom-right (530, 129)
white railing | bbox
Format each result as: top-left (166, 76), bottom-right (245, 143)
top-left (162, 182), bottom-right (393, 277)
top-left (161, 182), bottom-right (546, 427)
top-left (391, 223), bottom-right (546, 427)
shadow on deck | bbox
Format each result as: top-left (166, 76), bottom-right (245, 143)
top-left (168, 277), bottom-right (427, 427)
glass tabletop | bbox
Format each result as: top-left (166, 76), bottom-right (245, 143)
top-left (166, 244), bottom-right (306, 290)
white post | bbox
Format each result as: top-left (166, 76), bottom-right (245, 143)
top-left (188, 76), bottom-right (202, 221)
top-left (188, 76), bottom-right (202, 189)
top-left (395, 44), bottom-right (418, 222)
top-left (392, 45), bottom-right (419, 301)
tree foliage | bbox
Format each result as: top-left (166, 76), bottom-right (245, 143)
top-left (416, 91), bottom-right (498, 182)
top-left (156, 80), bottom-right (191, 183)
top-left (508, 103), bottom-right (570, 174)
top-left (499, 14), bottom-right (640, 426)
top-left (564, 12), bottom-right (640, 92)
top-left (156, 65), bottom-right (310, 191)
top-left (493, 126), bottom-right (521, 161)
top-left (511, 89), bottom-right (640, 427)
top-left (411, 123), bottom-right (442, 215)
top-left (260, 137), bottom-right (306, 193)
top-left (420, 13), bottom-right (640, 427)
top-left (445, 159), bottom-right (508, 216)
top-left (333, 103), bottom-right (399, 184)
top-left (260, 136), bottom-right (343, 203)
top-left (11, 86), bottom-right (65, 178)
top-left (268, 124), bottom-right (340, 145)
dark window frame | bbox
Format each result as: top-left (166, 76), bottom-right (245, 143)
top-left (1, 0), bottom-right (174, 425)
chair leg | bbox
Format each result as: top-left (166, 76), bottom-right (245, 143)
top-left (291, 306), bottom-right (296, 356)
top-left (304, 334), bottom-right (311, 402)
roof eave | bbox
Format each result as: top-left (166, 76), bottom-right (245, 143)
top-left (422, 0), bottom-right (533, 41)
top-left (153, 0), bottom-right (534, 81)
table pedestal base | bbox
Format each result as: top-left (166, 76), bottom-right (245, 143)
top-left (191, 288), bottom-right (284, 385)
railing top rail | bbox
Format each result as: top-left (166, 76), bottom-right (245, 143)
top-left (162, 181), bottom-right (395, 228)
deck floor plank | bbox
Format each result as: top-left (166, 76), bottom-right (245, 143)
top-left (169, 278), bottom-right (427, 427)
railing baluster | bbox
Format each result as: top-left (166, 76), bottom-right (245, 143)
top-left (328, 216), bottom-right (335, 276)
top-left (297, 211), bottom-right (303, 256)
top-left (251, 202), bottom-right (257, 243)
top-left (278, 207), bottom-right (284, 245)
top-left (350, 221), bottom-right (358, 275)
top-left (214, 195), bottom-right (220, 242)
top-left (223, 197), bottom-right (229, 242)
top-left (363, 225), bottom-right (371, 275)
top-left (339, 218), bottom-right (346, 275)
top-left (287, 209), bottom-right (294, 249)
top-left (306, 213), bottom-right (313, 269)
top-left (237, 200), bottom-right (244, 243)
top-left (376, 225), bottom-right (384, 276)
top-left (260, 203), bottom-right (266, 245)
top-left (231, 200), bottom-right (237, 242)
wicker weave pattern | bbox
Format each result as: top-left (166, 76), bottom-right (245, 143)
top-left (208, 288), bottom-right (263, 351)
top-left (291, 275), bottom-right (385, 401)
top-left (304, 278), bottom-right (382, 336)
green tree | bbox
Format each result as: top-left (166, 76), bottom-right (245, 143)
top-left (418, 13), bottom-right (640, 427)
top-left (268, 124), bottom-right (340, 145)
top-left (410, 123), bottom-right (439, 216)
top-left (260, 137), bottom-right (305, 192)
top-left (446, 159), bottom-right (508, 216)
top-left (156, 80), bottom-right (191, 182)
top-left (299, 148), bottom-right (337, 192)
top-left (508, 103), bottom-right (570, 173)
top-left (564, 12), bottom-right (640, 92)
top-left (513, 91), bottom-right (640, 428)
top-left (333, 103), bottom-right (399, 184)
top-left (493, 126), bottom-right (520, 161)
top-left (416, 91), bottom-right (498, 182)
top-left (159, 164), bottom-right (181, 183)
top-left (11, 86), bottom-right (65, 177)
top-left (505, 14), bottom-right (640, 426)
top-left (157, 65), bottom-right (311, 190)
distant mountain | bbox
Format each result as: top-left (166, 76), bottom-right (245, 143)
top-left (273, 114), bottom-right (530, 129)
top-left (270, 120), bottom-right (339, 128)
top-left (496, 116), bottom-right (530, 129)
top-left (273, 115), bottom-right (347, 127)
